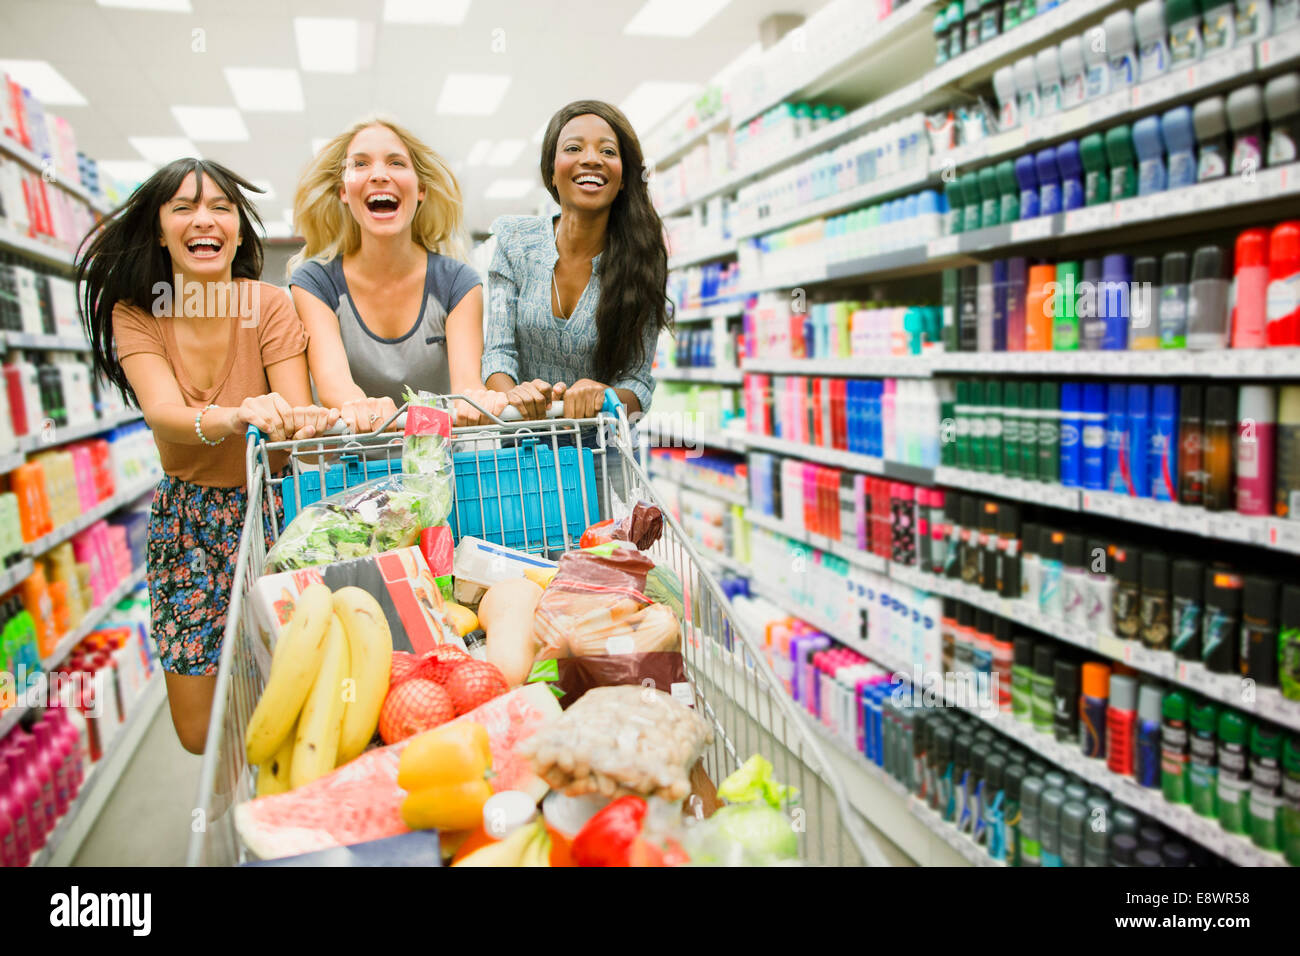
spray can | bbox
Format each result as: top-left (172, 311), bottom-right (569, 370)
top-left (1240, 575), bottom-right (1279, 687)
top-left (1107, 675), bottom-right (1139, 777)
top-left (1203, 569), bottom-right (1244, 674)
top-left (1053, 658), bottom-right (1081, 744)
top-left (1278, 386), bottom-right (1300, 518)
top-left (1038, 381), bottom-right (1060, 483)
top-left (1283, 735), bottom-right (1300, 865)
top-left (1266, 221), bottom-right (1300, 346)
top-left (1039, 788), bottom-right (1065, 866)
top-left (1019, 775), bottom-right (1044, 866)
top-left (1083, 795), bottom-right (1112, 865)
top-left (1081, 661), bottom-right (1110, 758)
top-left (1232, 228), bottom-right (1270, 349)
top-left (1111, 833), bottom-right (1138, 866)
top-left (1162, 689), bottom-right (1192, 803)
top-left (1021, 522), bottom-right (1043, 606)
top-left (985, 753), bottom-right (1007, 860)
top-left (1188, 245), bottom-right (1232, 350)
top-left (1060, 800), bottom-right (1087, 867)
top-left (934, 720), bottom-right (956, 820)
top-left (971, 742), bottom-right (991, 841)
top-left (1178, 383), bottom-right (1204, 505)
top-left (1004, 760), bottom-right (1025, 866)
top-left (1159, 251), bottom-right (1190, 348)
top-left (1101, 254), bottom-right (1132, 350)
top-left (1140, 551), bottom-right (1171, 651)
top-left (1217, 710), bottom-right (1252, 834)
top-left (1282, 584), bottom-right (1300, 702)
top-left (1032, 643), bottom-right (1057, 734)
top-left (1012, 635), bottom-right (1035, 723)
top-left (1084, 537), bottom-right (1116, 636)
top-left (1189, 699), bottom-right (1221, 816)
top-left (995, 503), bottom-right (1022, 598)
top-left (1150, 384), bottom-right (1179, 501)
top-left (1236, 385), bottom-right (1276, 516)
top-left (1021, 377), bottom-right (1041, 478)
top-left (1112, 544), bottom-right (1142, 641)
top-left (1172, 558), bottom-right (1206, 661)
top-left (1082, 383), bottom-right (1107, 489)
top-left (1039, 529), bottom-right (1065, 619)
top-left (1202, 385), bottom-right (1237, 512)
top-left (1060, 382), bottom-right (1082, 487)
top-left (1062, 533), bottom-right (1088, 627)
top-left (1106, 383), bottom-right (1128, 493)
top-left (1135, 684), bottom-right (1164, 788)
top-left (1126, 384), bottom-right (1151, 497)
top-left (954, 732), bottom-right (974, 832)
top-left (1249, 723), bottom-right (1282, 850)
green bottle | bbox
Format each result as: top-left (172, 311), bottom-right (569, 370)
top-left (1020, 775), bottom-right (1044, 866)
top-left (1020, 383), bottom-right (1039, 480)
top-left (942, 269), bottom-right (960, 352)
top-left (979, 166), bottom-right (1001, 227)
top-left (1104, 125), bottom-right (1138, 201)
top-left (1189, 700), bottom-right (1220, 817)
top-left (1283, 736), bottom-right (1300, 866)
top-left (997, 160), bottom-right (1019, 223)
top-left (1248, 723), bottom-right (1282, 851)
top-left (1004, 381), bottom-right (1022, 479)
top-left (941, 398), bottom-right (957, 465)
top-left (970, 380), bottom-right (987, 472)
top-left (1037, 381), bottom-right (1060, 484)
top-left (1216, 710), bottom-right (1252, 834)
top-left (985, 381), bottom-right (1004, 474)
top-left (1003, 0), bottom-right (1021, 33)
top-left (955, 380), bottom-right (971, 468)
top-left (1005, 760), bottom-right (1026, 866)
top-left (945, 179), bottom-right (965, 234)
top-left (1079, 133), bottom-right (1109, 205)
top-left (1161, 690), bottom-right (1191, 804)
top-left (1053, 261), bottom-right (1081, 350)
top-left (1011, 635), bottom-right (1034, 722)
top-left (961, 172), bottom-right (983, 231)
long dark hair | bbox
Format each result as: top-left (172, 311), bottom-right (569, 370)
top-left (541, 100), bottom-right (671, 386)
top-left (76, 158), bottom-right (265, 404)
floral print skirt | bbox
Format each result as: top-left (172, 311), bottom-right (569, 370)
top-left (146, 474), bottom-right (280, 676)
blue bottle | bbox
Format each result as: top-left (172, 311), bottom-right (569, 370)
top-left (1015, 154), bottom-right (1041, 219)
top-left (1150, 384), bottom-right (1179, 501)
top-left (847, 381), bottom-right (862, 452)
top-left (1101, 254), bottom-right (1132, 350)
top-left (1056, 140), bottom-right (1085, 210)
top-left (1107, 383), bottom-right (1129, 493)
top-left (1060, 382), bottom-right (1083, 486)
top-left (1035, 147), bottom-right (1062, 214)
top-left (1135, 684), bottom-right (1163, 788)
top-left (1162, 106), bottom-right (1197, 189)
top-left (1126, 384), bottom-right (1151, 498)
top-left (867, 380), bottom-right (884, 456)
top-left (1133, 115), bottom-right (1167, 195)
top-left (1082, 383), bottom-right (1108, 489)
top-left (992, 259), bottom-right (1009, 351)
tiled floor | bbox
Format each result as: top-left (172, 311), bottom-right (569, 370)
top-left (71, 707), bottom-right (200, 867)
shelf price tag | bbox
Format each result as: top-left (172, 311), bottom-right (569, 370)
top-left (1258, 30), bottom-right (1300, 68)
top-left (1010, 216), bottom-right (1053, 242)
top-left (1268, 518), bottom-right (1300, 554)
top-left (927, 235), bottom-right (960, 258)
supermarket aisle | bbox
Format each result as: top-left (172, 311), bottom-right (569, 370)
top-left (72, 706), bottom-right (199, 867)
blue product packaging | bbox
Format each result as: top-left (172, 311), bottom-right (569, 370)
top-left (993, 259), bottom-right (1009, 351)
top-left (1150, 384), bottom-right (1179, 501)
top-left (1106, 383), bottom-right (1129, 492)
top-left (1101, 254), bottom-right (1132, 350)
top-left (1082, 383), bottom-right (1108, 489)
top-left (1015, 154), bottom-right (1041, 219)
top-left (1162, 106), bottom-right (1197, 189)
top-left (1126, 383), bottom-right (1151, 498)
top-left (1133, 115), bottom-right (1167, 195)
top-left (1060, 382), bottom-right (1083, 486)
top-left (1036, 147), bottom-right (1062, 214)
top-left (1056, 139), bottom-right (1085, 210)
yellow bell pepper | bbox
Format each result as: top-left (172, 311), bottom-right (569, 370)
top-left (398, 721), bottom-right (493, 831)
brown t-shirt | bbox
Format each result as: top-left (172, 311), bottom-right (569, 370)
top-left (113, 280), bottom-right (308, 488)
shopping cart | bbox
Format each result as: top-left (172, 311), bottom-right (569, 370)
top-left (186, 392), bottom-right (886, 866)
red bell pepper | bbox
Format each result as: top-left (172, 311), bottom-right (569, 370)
top-left (570, 796), bottom-right (648, 867)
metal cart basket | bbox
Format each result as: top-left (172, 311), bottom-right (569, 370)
top-left (186, 396), bottom-right (885, 866)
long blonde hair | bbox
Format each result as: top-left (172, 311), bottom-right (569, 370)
top-left (288, 115), bottom-right (469, 275)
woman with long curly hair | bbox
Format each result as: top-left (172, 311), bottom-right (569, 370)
top-left (289, 116), bottom-right (503, 429)
top-left (483, 100), bottom-right (672, 421)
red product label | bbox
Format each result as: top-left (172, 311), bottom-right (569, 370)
top-left (418, 525), bottom-right (454, 578)
top-left (403, 404), bottom-right (451, 439)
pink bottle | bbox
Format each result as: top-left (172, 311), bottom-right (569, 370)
top-left (34, 723), bottom-right (69, 818)
top-left (6, 748), bottom-right (46, 853)
top-left (1236, 386), bottom-right (1276, 516)
top-left (18, 734), bottom-right (55, 838)
top-left (1231, 228), bottom-right (1269, 349)
top-left (0, 761), bottom-right (25, 867)
top-left (45, 706), bottom-right (85, 794)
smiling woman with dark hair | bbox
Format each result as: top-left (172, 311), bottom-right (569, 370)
top-left (77, 158), bottom-right (336, 754)
top-left (482, 99), bottom-right (673, 420)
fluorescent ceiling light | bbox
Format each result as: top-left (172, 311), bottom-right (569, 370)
top-left (484, 179), bottom-right (533, 200)
top-left (294, 17), bottom-right (360, 73)
top-left (262, 221), bottom-right (293, 239)
top-left (382, 0), bottom-right (472, 23)
top-left (96, 0), bottom-right (191, 10)
top-left (97, 160), bottom-right (157, 186)
top-left (435, 73), bottom-right (510, 116)
top-left (311, 137), bottom-right (331, 155)
top-left (624, 0), bottom-right (730, 36)
top-left (129, 136), bottom-right (200, 164)
top-left (171, 106), bottom-right (249, 142)
top-left (487, 139), bottom-right (526, 167)
top-left (224, 68), bottom-right (304, 112)
top-left (0, 60), bottom-right (87, 106)
top-left (465, 139), bottom-right (492, 166)
top-left (620, 80), bottom-right (698, 132)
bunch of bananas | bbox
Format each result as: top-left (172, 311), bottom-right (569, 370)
top-left (452, 820), bottom-right (551, 867)
top-left (246, 584), bottom-right (394, 795)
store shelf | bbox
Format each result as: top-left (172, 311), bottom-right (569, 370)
top-left (0, 563), bottom-right (148, 739)
top-left (655, 366), bottom-right (745, 384)
top-left (0, 558), bottom-right (35, 596)
top-left (33, 672), bottom-right (166, 867)
top-left (667, 239), bottom-right (737, 270)
top-left (733, 166), bottom-right (930, 241)
top-left (23, 474), bottom-right (157, 559)
top-left (932, 347), bottom-right (1300, 377)
top-left (672, 302), bottom-right (744, 324)
top-left (0, 450), bottom-right (24, 474)
top-left (738, 430), bottom-right (934, 485)
top-left (933, 465), bottom-right (1084, 511)
top-left (16, 409), bottom-right (144, 453)
top-left (647, 109), bottom-right (731, 174)
top-left (651, 467), bottom-right (749, 507)
top-left (0, 225), bottom-right (76, 270)
top-left (697, 546), bottom-right (752, 578)
top-left (747, 509), bottom-right (888, 574)
top-left (743, 355), bottom-right (936, 378)
top-left (0, 135), bottom-right (113, 216)
top-left (1, 332), bottom-right (93, 352)
top-left (646, 421), bottom-right (750, 453)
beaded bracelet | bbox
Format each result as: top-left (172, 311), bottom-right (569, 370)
top-left (195, 404), bottom-right (224, 446)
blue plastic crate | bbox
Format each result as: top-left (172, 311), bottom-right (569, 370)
top-left (279, 455), bottom-right (403, 527)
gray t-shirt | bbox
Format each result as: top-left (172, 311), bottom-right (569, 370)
top-left (289, 252), bottom-right (481, 404)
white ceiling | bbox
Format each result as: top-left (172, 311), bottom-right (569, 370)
top-left (0, 0), bottom-right (828, 236)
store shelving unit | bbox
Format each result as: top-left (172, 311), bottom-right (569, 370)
top-left (650, 466), bottom-right (749, 508)
top-left (0, 135), bottom-right (113, 216)
top-left (0, 332), bottom-right (93, 352)
top-left (672, 302), bottom-right (744, 324)
top-left (15, 409), bottom-right (144, 455)
top-left (654, 366), bottom-right (745, 385)
top-left (0, 224), bottom-right (77, 270)
top-left (667, 238), bottom-right (738, 271)
top-left (0, 557), bottom-right (36, 600)
top-left (23, 474), bottom-right (157, 560)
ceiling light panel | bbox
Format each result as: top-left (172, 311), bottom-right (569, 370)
top-left (382, 0), bottom-right (472, 23)
top-left (623, 0), bottom-right (731, 37)
top-left (487, 139), bottom-right (526, 167)
top-left (435, 73), bottom-right (510, 116)
top-left (0, 60), bottom-right (87, 106)
top-left (171, 106), bottom-right (250, 142)
top-left (294, 17), bottom-right (360, 73)
top-left (95, 0), bottom-right (191, 10)
top-left (620, 81), bottom-right (699, 132)
top-left (224, 68), bottom-right (305, 112)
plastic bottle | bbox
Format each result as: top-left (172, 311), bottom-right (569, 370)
top-left (1267, 221), bottom-right (1300, 346)
top-left (6, 746), bottom-right (47, 852)
top-left (1080, 662), bottom-right (1110, 758)
top-left (1036, 47), bottom-right (1063, 116)
top-left (1135, 0), bottom-right (1170, 79)
top-left (1014, 56), bottom-right (1041, 123)
top-left (1055, 140), bottom-right (1084, 212)
top-left (1079, 133), bottom-right (1109, 205)
top-left (1084, 536), bottom-right (1116, 635)
top-left (1202, 0), bottom-right (1237, 54)
top-left (997, 162), bottom-right (1021, 226)
top-left (1162, 689), bottom-right (1192, 803)
top-left (1026, 263), bottom-right (1054, 350)
top-left (1035, 148), bottom-right (1062, 214)
top-left (1228, 85), bottom-right (1265, 176)
top-left (1193, 96), bottom-right (1230, 181)
top-left (1204, 568), bottom-right (1245, 673)
top-left (1015, 154), bottom-right (1040, 222)
top-left (1082, 26), bottom-right (1111, 99)
top-left (1159, 107), bottom-right (1197, 191)
top-left (1189, 700), bottom-right (1220, 816)
top-left (1133, 116), bottom-right (1166, 195)
top-left (1105, 125), bottom-right (1138, 200)
top-left (1231, 228), bottom-right (1270, 349)
top-left (1167, 0), bottom-right (1205, 63)
top-left (1172, 558), bottom-right (1206, 660)
top-left (1105, 10), bottom-right (1138, 88)
top-left (1053, 261), bottom-right (1079, 349)
top-left (1187, 245), bottom-right (1231, 349)
top-left (1217, 710), bottom-right (1252, 834)
top-left (1130, 256), bottom-right (1159, 349)
top-left (1279, 386), bottom-right (1300, 519)
top-left (1236, 0), bottom-right (1273, 40)
top-left (1059, 36), bottom-right (1087, 107)
top-left (1135, 684), bottom-right (1164, 787)
top-left (1265, 73), bottom-right (1300, 167)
